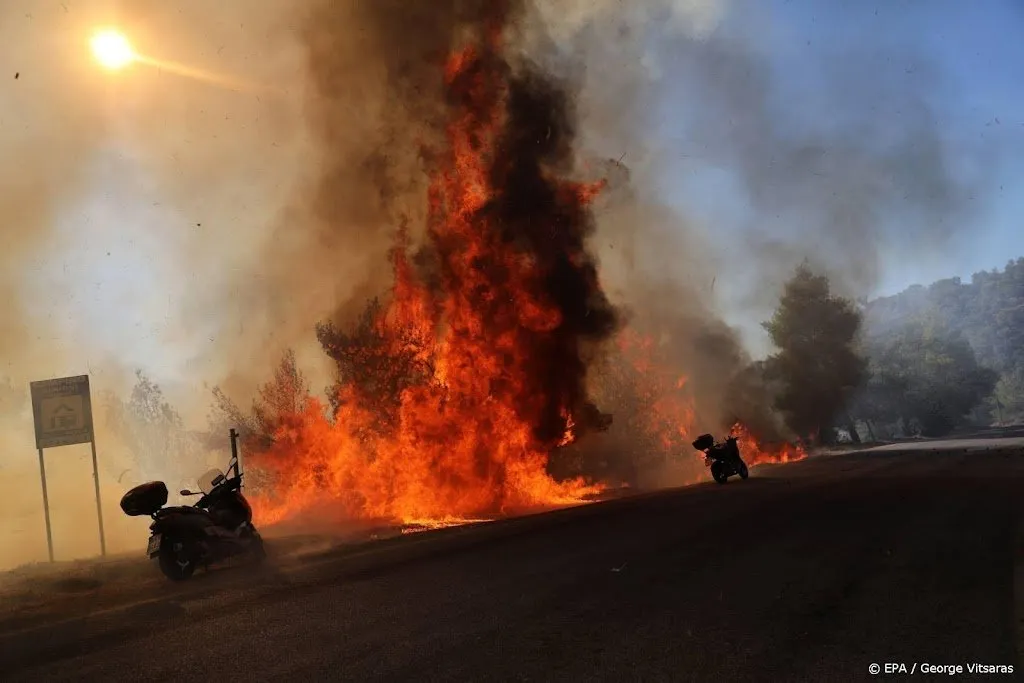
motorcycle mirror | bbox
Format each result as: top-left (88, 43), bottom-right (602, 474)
top-left (180, 489), bottom-right (197, 496)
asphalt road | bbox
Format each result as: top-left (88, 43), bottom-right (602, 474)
top-left (0, 440), bottom-right (1021, 682)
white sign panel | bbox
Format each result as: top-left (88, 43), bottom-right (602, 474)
top-left (30, 375), bottom-right (95, 449)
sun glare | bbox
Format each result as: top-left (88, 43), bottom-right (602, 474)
top-left (90, 29), bottom-right (135, 71)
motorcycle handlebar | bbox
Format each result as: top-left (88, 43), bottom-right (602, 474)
top-left (194, 474), bottom-right (244, 509)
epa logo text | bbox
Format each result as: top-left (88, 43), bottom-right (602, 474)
top-left (870, 662), bottom-right (1015, 676)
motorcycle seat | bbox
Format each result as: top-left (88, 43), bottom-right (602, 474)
top-left (157, 505), bottom-right (213, 519)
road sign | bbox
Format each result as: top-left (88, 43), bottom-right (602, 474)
top-left (30, 375), bottom-right (94, 450)
top-left (28, 374), bottom-right (106, 561)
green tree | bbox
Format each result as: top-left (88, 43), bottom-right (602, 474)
top-left (763, 264), bottom-right (867, 444)
top-left (848, 353), bottom-right (909, 439)
top-left (992, 366), bottom-right (1024, 423)
top-left (862, 257), bottom-right (1024, 422)
top-left (859, 322), bottom-right (998, 436)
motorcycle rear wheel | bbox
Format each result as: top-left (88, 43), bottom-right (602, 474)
top-left (158, 539), bottom-right (197, 581)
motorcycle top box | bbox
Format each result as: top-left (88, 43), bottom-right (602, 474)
top-left (691, 433), bottom-right (715, 452)
top-left (120, 481), bottom-right (169, 516)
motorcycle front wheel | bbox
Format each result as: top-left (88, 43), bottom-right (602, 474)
top-left (739, 462), bottom-right (749, 479)
top-left (158, 538), bottom-right (197, 581)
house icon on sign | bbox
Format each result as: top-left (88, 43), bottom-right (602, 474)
top-left (51, 404), bottom-right (78, 430)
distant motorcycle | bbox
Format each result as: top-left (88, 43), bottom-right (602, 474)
top-left (119, 430), bottom-right (266, 581)
top-left (692, 433), bottom-right (749, 484)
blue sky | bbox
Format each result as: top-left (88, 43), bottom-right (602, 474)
top-left (787, 0), bottom-right (1024, 292)
top-left (650, 0), bottom-right (1023, 298)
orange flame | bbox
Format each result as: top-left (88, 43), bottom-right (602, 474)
top-left (728, 422), bottom-right (807, 465)
top-left (244, 16), bottom-right (807, 530)
top-left (614, 329), bottom-right (699, 454)
top-left (601, 329), bottom-right (806, 479)
top-left (248, 31), bottom-right (610, 527)
top-left (400, 518), bottom-right (493, 535)
top-left (558, 412), bottom-right (577, 447)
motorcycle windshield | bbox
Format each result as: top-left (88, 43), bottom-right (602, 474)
top-left (197, 468), bottom-right (225, 494)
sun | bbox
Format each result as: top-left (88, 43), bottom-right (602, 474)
top-left (90, 29), bottom-right (135, 70)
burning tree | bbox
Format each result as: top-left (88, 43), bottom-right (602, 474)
top-left (315, 293), bottom-right (435, 438)
top-left (208, 349), bottom-right (312, 450)
top-left (240, 7), bottom-right (621, 525)
top-left (219, 2), bottom-right (809, 526)
top-left (206, 350), bottom-right (315, 494)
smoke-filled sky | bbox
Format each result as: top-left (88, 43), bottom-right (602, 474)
top-left (653, 0), bottom-right (1023, 299)
top-left (0, 0), bottom-right (1021, 412)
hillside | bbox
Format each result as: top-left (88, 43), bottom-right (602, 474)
top-left (860, 257), bottom-right (1024, 426)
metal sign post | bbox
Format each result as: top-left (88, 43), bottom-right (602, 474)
top-left (29, 375), bottom-right (106, 561)
top-left (36, 447), bottom-right (54, 563)
top-left (89, 438), bottom-right (107, 556)
top-left (229, 428), bottom-right (243, 490)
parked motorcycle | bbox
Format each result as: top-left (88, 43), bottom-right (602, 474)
top-left (119, 429), bottom-right (266, 580)
top-left (692, 432), bottom-right (749, 484)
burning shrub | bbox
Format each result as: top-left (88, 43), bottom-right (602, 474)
top-left (227, 7), bottom-right (623, 524)
top-left (316, 294), bottom-right (436, 438)
top-left (212, 1), bottom-right (807, 526)
top-left (208, 349), bottom-right (314, 451)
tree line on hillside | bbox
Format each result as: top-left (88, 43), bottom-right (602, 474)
top-left (862, 259), bottom-right (1024, 427)
top-left (760, 259), bottom-right (1023, 443)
